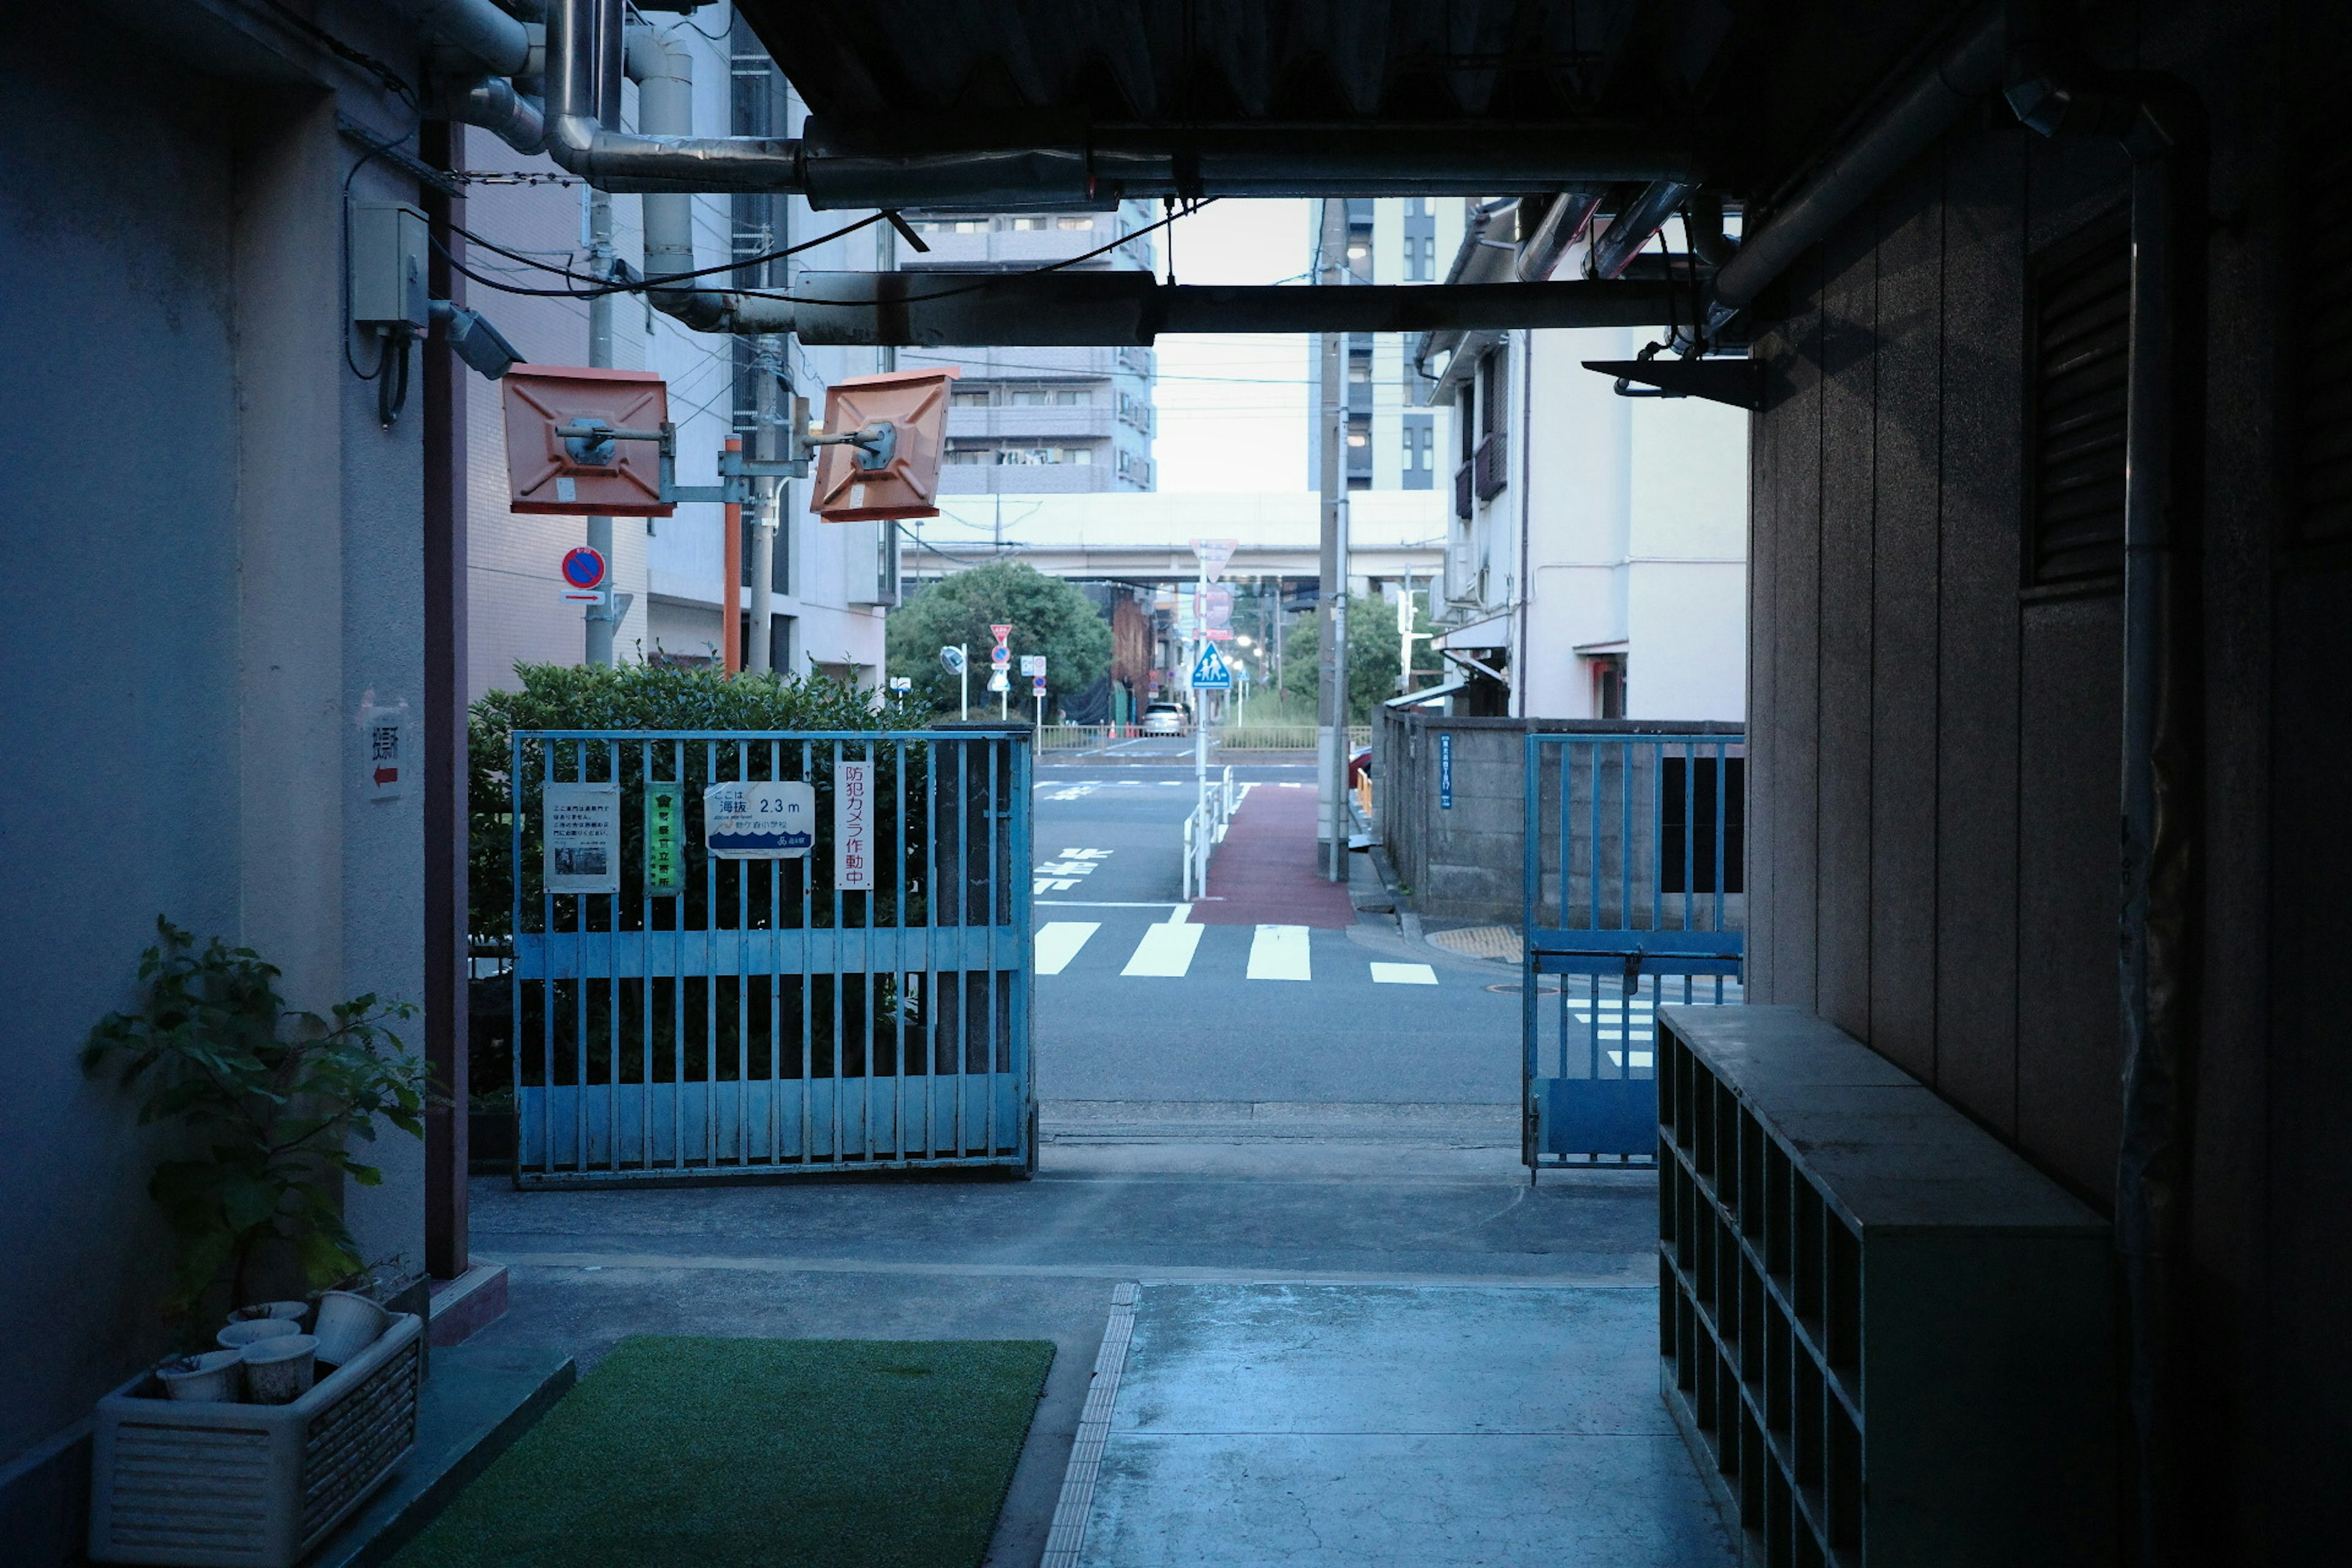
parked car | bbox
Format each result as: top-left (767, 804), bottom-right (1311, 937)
top-left (1140, 701), bottom-right (1190, 736)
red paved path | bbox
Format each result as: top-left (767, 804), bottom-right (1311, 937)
top-left (1194, 785), bottom-right (1357, 928)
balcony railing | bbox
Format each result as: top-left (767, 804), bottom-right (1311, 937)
top-left (1473, 431), bottom-right (1509, 501)
top-left (1453, 461), bottom-right (1474, 519)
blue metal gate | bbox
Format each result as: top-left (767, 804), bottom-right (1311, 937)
top-left (508, 728), bottom-right (1033, 1184)
top-left (1523, 731), bottom-right (1744, 1170)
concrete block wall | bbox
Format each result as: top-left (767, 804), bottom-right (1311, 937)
top-left (1377, 713), bottom-right (1744, 928)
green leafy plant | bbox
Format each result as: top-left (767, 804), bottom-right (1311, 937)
top-left (883, 559), bottom-right (1113, 718)
top-left (82, 919), bottom-right (426, 1317)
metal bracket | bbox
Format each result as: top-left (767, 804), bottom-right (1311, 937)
top-left (1580, 356), bottom-right (1765, 410)
top-left (805, 422), bottom-right (898, 472)
top-left (551, 418), bottom-right (807, 506)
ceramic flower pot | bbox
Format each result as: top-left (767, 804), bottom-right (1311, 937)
top-left (154, 1350), bottom-right (244, 1404)
top-left (309, 1291), bottom-right (390, 1366)
top-left (238, 1335), bottom-right (317, 1404)
top-left (218, 1318), bottom-right (301, 1352)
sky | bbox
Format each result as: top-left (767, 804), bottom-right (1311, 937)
top-left (1147, 201), bottom-right (1316, 493)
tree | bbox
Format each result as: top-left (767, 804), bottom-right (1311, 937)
top-left (885, 561), bottom-right (1112, 718)
top-left (1279, 592), bottom-right (1438, 723)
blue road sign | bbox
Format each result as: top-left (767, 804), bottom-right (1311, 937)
top-left (1439, 731), bottom-right (1453, 809)
top-left (1188, 641), bottom-right (1232, 690)
top-left (560, 546), bottom-right (606, 590)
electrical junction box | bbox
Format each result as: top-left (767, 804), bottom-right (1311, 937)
top-left (350, 202), bottom-right (429, 331)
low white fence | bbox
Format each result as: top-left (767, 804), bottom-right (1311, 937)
top-left (1180, 766), bottom-right (1242, 902)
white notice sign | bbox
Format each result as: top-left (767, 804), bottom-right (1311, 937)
top-left (545, 783), bottom-right (620, 894)
top-left (704, 780), bottom-right (815, 859)
top-left (361, 701), bottom-right (410, 801)
top-left (835, 760), bottom-right (874, 891)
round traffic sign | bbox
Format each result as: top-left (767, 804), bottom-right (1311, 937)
top-left (560, 546), bottom-right (607, 590)
top-left (990, 644), bottom-right (1011, 666)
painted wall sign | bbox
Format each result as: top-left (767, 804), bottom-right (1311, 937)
top-left (545, 782), bottom-right (621, 892)
top-left (1438, 731), bottom-right (1453, 810)
top-left (835, 760), bottom-right (874, 891)
top-left (704, 779), bottom-right (814, 859)
top-left (361, 700), bottom-right (410, 801)
top-left (644, 783), bottom-right (684, 896)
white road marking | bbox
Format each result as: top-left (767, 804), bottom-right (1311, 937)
top-left (1035, 922), bottom-right (1099, 975)
top-left (1370, 962), bottom-right (1438, 986)
top-left (1035, 860), bottom-right (1101, 876)
top-left (1246, 924), bottom-right (1312, 982)
top-left (1122, 922), bottom-right (1205, 976)
top-left (1036, 900), bottom-right (1186, 909)
top-left (1035, 877), bottom-right (1080, 892)
top-left (1059, 848), bottom-right (1112, 859)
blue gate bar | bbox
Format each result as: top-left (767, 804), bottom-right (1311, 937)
top-left (1522, 731), bottom-right (1746, 1172)
top-left (505, 727), bottom-right (1035, 1185)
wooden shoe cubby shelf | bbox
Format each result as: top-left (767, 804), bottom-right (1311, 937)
top-left (1654, 1005), bottom-right (2116, 1567)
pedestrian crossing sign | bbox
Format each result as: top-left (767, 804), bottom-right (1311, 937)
top-left (1188, 641), bottom-right (1232, 690)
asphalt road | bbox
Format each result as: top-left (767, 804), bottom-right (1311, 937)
top-left (1029, 762), bottom-right (1526, 1109)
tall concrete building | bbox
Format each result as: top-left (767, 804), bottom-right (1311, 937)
top-left (1306, 197), bottom-right (1468, 494)
top-left (899, 205), bottom-right (1159, 492)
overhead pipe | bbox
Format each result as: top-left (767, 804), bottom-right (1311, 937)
top-left (1707, 5), bottom-right (2005, 329)
top-left (1514, 186), bottom-right (1606, 282)
top-left (440, 75), bottom-right (545, 154)
top-left (1585, 179), bottom-right (1696, 280)
top-left (384, 0), bottom-right (532, 77)
top-left (624, 26), bottom-right (791, 331)
top-left (777, 274), bottom-right (1683, 347)
top-left (546, 0), bottom-right (803, 190)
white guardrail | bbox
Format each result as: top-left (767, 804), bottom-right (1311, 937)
top-left (1180, 766), bottom-right (1241, 902)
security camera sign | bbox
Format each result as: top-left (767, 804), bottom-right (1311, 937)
top-left (704, 779), bottom-right (815, 859)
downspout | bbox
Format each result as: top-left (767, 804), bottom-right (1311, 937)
top-left (1586, 179), bottom-right (1697, 281)
top-left (2007, 64), bottom-right (2209, 1568)
top-left (624, 25), bottom-right (793, 332)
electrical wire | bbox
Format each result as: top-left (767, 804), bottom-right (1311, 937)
top-left (445, 209), bottom-right (894, 295)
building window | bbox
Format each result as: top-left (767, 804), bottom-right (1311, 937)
top-left (1348, 357), bottom-right (1372, 385)
top-left (1012, 216), bottom-right (1049, 230)
top-left (951, 391), bottom-right (990, 407)
top-left (947, 445), bottom-right (991, 465)
top-left (1011, 389), bottom-right (1049, 406)
top-left (1057, 216), bottom-right (1095, 230)
top-left (1054, 389), bottom-right (1087, 405)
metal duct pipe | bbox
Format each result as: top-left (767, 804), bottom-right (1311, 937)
top-left (442, 76), bottom-right (545, 154)
top-left (1586, 179), bottom-right (1695, 280)
top-left (384, 0), bottom-right (532, 77)
top-left (1515, 186), bottom-right (1605, 282)
top-left (546, 0), bottom-right (803, 189)
top-left (624, 26), bottom-right (790, 331)
top-left (781, 274), bottom-right (1681, 346)
top-left (1708, 6), bottom-right (2005, 326)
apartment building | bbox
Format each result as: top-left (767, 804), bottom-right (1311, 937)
top-left (1416, 200), bottom-right (1746, 722)
top-left (1306, 198), bottom-right (1467, 494)
top-left (899, 207), bottom-right (1159, 492)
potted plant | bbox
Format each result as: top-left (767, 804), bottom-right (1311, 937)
top-left (80, 918), bottom-right (433, 1568)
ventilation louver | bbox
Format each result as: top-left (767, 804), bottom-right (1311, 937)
top-left (2027, 224), bottom-right (2131, 586)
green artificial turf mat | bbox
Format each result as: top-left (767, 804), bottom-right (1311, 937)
top-left (391, 1336), bottom-right (1055, 1568)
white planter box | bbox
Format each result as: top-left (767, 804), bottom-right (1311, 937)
top-left (88, 1311), bottom-right (423, 1568)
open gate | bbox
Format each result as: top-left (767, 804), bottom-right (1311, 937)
top-left (507, 727), bottom-right (1033, 1184)
top-left (1523, 730), bottom-right (1744, 1170)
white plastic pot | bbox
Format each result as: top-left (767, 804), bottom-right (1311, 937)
top-left (217, 1318), bottom-right (300, 1352)
top-left (155, 1351), bottom-right (244, 1404)
top-left (239, 1335), bottom-right (317, 1404)
top-left (309, 1291), bottom-right (389, 1366)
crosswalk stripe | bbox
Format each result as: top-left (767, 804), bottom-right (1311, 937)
top-left (1121, 922), bottom-right (1205, 977)
top-left (1370, 962), bottom-right (1438, 986)
top-left (1246, 924), bottom-right (1312, 981)
top-left (1035, 922), bottom-right (1099, 975)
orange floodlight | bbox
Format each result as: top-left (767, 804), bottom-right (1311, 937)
top-left (500, 366), bottom-right (673, 517)
top-left (810, 366), bottom-right (958, 522)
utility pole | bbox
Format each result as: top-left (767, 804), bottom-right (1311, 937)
top-left (747, 342), bottom-right (781, 674)
top-left (584, 186), bottom-right (617, 666)
top-left (1193, 568), bottom-right (1209, 808)
top-left (1316, 198), bottom-right (1349, 879)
